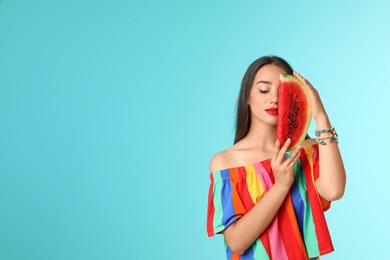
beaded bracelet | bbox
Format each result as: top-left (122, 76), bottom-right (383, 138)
top-left (315, 127), bottom-right (338, 145)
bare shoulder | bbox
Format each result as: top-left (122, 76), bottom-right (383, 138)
top-left (301, 138), bottom-right (317, 148)
top-left (209, 149), bottom-right (235, 173)
top-left (209, 141), bottom-right (263, 172)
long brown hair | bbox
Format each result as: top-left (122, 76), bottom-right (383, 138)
top-left (234, 56), bottom-right (294, 144)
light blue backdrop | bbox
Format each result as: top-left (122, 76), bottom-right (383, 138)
top-left (1, 0), bottom-right (389, 259)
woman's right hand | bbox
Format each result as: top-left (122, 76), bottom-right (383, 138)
top-left (221, 138), bottom-right (303, 255)
top-left (270, 139), bottom-right (301, 190)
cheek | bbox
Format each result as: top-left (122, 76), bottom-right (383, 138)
top-left (249, 100), bottom-right (266, 115)
top-left (250, 94), bottom-right (266, 106)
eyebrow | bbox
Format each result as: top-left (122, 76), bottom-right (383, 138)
top-left (255, 80), bottom-right (272, 85)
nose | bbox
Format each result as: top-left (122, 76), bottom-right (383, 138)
top-left (271, 92), bottom-right (278, 105)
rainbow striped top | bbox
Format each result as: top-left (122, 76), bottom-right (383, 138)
top-left (206, 144), bottom-right (333, 260)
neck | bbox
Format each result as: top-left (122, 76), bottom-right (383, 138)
top-left (243, 121), bottom-right (277, 150)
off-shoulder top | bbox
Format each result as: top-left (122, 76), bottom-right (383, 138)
top-left (206, 144), bottom-right (333, 260)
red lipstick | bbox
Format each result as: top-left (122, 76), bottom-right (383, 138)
top-left (265, 108), bottom-right (278, 116)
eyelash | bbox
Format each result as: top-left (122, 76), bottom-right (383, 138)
top-left (259, 89), bottom-right (269, 94)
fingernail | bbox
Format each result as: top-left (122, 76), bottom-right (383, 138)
top-left (276, 140), bottom-right (280, 145)
top-left (286, 138), bottom-right (291, 143)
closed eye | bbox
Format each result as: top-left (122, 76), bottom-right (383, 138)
top-left (259, 89), bottom-right (269, 94)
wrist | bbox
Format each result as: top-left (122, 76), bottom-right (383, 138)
top-left (315, 115), bottom-right (331, 129)
top-left (273, 182), bottom-right (291, 194)
top-left (314, 127), bottom-right (338, 145)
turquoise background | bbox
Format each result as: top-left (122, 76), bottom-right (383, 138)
top-left (1, 0), bottom-right (389, 259)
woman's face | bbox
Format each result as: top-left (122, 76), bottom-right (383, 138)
top-left (248, 63), bottom-right (287, 126)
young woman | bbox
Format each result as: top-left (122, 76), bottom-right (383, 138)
top-left (206, 56), bottom-right (346, 260)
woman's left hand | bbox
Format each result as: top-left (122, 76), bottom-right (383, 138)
top-left (293, 71), bottom-right (328, 122)
top-left (293, 73), bottom-right (346, 202)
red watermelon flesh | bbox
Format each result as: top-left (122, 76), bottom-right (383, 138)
top-left (276, 74), bottom-right (312, 151)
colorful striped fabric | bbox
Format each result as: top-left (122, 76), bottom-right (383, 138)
top-left (206, 144), bottom-right (333, 260)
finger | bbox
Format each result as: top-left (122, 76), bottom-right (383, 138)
top-left (288, 150), bottom-right (301, 169)
top-left (285, 145), bottom-right (301, 166)
top-left (294, 71), bottom-right (316, 92)
top-left (294, 71), bottom-right (305, 81)
top-left (276, 138), bottom-right (291, 164)
top-left (272, 140), bottom-right (281, 162)
top-left (279, 138), bottom-right (291, 154)
top-left (286, 145), bottom-right (301, 161)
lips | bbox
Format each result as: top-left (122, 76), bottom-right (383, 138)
top-left (265, 108), bottom-right (278, 115)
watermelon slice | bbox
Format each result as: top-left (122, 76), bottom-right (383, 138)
top-left (276, 74), bottom-right (312, 151)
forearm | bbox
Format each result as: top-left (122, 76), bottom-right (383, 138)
top-left (222, 183), bottom-right (290, 255)
top-left (316, 116), bottom-right (346, 201)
